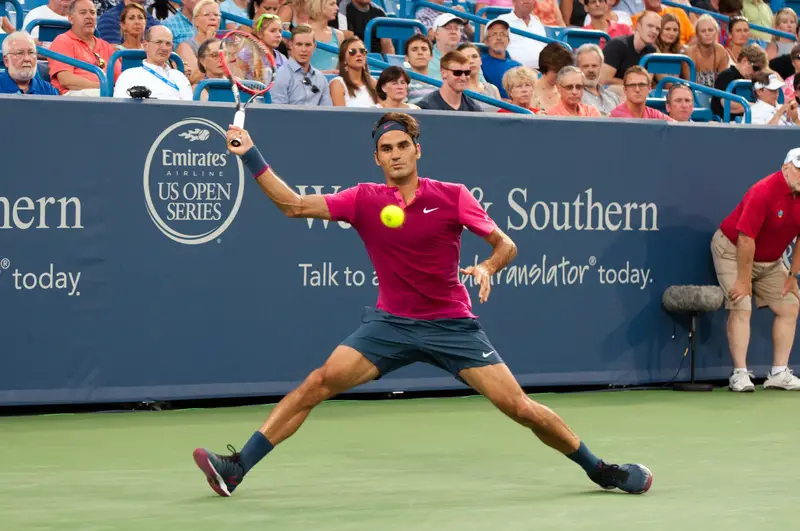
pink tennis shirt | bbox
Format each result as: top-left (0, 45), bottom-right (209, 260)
top-left (324, 178), bottom-right (497, 320)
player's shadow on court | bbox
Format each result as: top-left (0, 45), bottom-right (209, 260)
top-left (598, 207), bottom-right (725, 383)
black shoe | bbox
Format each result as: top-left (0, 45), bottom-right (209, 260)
top-left (589, 461), bottom-right (653, 494)
top-left (192, 445), bottom-right (245, 497)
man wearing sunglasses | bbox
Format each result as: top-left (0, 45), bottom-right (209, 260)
top-left (711, 44), bottom-right (767, 121)
top-left (48, 0), bottom-right (121, 96)
top-left (545, 66), bottom-right (602, 117)
top-left (417, 50), bottom-right (482, 112)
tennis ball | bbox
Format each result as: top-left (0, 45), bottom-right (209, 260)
top-left (380, 205), bottom-right (405, 228)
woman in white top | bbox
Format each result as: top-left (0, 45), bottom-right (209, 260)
top-left (374, 66), bottom-right (421, 109)
top-left (117, 3), bottom-right (146, 50)
top-left (330, 37), bottom-right (378, 107)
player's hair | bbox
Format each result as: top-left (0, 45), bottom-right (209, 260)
top-left (291, 24), bottom-right (314, 41)
top-left (373, 113), bottom-right (420, 144)
top-left (440, 50), bottom-right (469, 70)
top-left (623, 65), bottom-right (649, 83)
top-left (404, 34), bottom-right (432, 56)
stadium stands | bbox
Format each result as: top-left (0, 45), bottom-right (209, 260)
top-left (2, 0), bottom-right (799, 123)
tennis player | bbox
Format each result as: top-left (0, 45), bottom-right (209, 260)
top-left (192, 112), bottom-right (653, 497)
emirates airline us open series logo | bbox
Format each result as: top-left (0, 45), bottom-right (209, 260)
top-left (144, 118), bottom-right (245, 245)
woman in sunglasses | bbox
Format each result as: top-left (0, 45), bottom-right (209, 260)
top-left (374, 66), bottom-right (420, 109)
top-left (330, 37), bottom-right (378, 107)
top-left (254, 13), bottom-right (288, 69)
top-left (196, 38), bottom-right (227, 101)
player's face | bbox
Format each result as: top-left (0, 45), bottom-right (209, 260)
top-left (374, 131), bottom-right (421, 183)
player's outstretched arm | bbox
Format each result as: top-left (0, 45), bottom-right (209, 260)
top-left (226, 125), bottom-right (332, 220)
top-left (460, 228), bottom-right (517, 304)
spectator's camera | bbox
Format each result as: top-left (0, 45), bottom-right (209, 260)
top-left (127, 86), bottom-right (152, 99)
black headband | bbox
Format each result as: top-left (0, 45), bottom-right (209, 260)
top-left (373, 120), bottom-right (415, 148)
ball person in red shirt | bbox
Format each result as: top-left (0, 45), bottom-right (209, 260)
top-left (191, 113), bottom-right (653, 498)
top-left (713, 148), bottom-right (800, 392)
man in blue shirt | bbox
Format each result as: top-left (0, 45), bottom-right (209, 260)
top-left (271, 25), bottom-right (332, 106)
top-left (480, 19), bottom-right (521, 99)
top-left (97, 0), bottom-right (161, 45)
top-left (0, 32), bottom-right (59, 95)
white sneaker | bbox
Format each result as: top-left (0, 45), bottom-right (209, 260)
top-left (763, 369), bottom-right (800, 390)
top-left (729, 371), bottom-right (755, 392)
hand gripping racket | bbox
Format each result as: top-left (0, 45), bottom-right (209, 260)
top-left (219, 30), bottom-right (276, 147)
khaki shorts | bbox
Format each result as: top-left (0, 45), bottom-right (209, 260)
top-left (711, 229), bottom-right (798, 311)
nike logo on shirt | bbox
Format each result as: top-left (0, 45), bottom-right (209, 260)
top-left (423, 207), bottom-right (439, 214)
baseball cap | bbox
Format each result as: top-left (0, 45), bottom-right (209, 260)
top-left (486, 19), bottom-right (510, 31)
top-left (433, 13), bottom-right (465, 30)
top-left (784, 148), bottom-right (800, 168)
top-left (754, 73), bottom-right (784, 91)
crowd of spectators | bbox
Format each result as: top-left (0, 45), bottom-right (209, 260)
top-left (1, 0), bottom-right (799, 124)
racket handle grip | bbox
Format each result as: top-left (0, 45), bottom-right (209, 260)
top-left (233, 109), bottom-right (246, 129)
top-left (230, 110), bottom-right (246, 147)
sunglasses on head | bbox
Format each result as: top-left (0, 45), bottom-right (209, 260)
top-left (348, 47), bottom-right (367, 56)
top-left (447, 68), bottom-right (470, 77)
top-left (255, 13), bottom-right (281, 32)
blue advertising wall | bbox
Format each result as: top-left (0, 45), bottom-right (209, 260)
top-left (2, 95), bottom-right (800, 406)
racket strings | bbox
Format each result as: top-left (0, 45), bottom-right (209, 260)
top-left (222, 35), bottom-right (274, 91)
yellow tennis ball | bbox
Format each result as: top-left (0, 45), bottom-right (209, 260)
top-left (380, 205), bottom-right (405, 228)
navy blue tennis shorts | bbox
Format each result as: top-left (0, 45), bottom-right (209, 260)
top-left (340, 307), bottom-right (504, 378)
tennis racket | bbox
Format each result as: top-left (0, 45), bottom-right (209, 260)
top-left (219, 30), bottom-right (276, 147)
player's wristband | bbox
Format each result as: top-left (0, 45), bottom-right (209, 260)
top-left (241, 146), bottom-right (270, 178)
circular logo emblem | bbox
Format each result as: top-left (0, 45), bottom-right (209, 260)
top-left (144, 118), bottom-right (244, 245)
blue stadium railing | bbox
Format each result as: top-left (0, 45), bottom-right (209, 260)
top-left (661, 0), bottom-right (797, 42)
top-left (1, 0), bottom-right (24, 30)
top-left (653, 76), bottom-right (752, 123)
top-left (35, 45), bottom-right (110, 96)
top-left (220, 11), bottom-right (534, 113)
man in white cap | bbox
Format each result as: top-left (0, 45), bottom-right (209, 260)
top-left (750, 72), bottom-right (799, 126)
top-left (711, 148), bottom-right (800, 392)
top-left (427, 13), bottom-right (468, 81)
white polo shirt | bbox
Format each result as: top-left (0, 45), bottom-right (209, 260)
top-left (496, 11), bottom-right (547, 70)
top-left (113, 61), bottom-right (193, 101)
top-left (750, 100), bottom-right (795, 126)
top-left (22, 6), bottom-right (69, 47)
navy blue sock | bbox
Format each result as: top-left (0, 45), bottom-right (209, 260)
top-left (239, 431), bottom-right (274, 474)
top-left (566, 441), bottom-right (601, 475)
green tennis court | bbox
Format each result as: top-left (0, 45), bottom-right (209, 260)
top-left (1, 389), bottom-right (797, 530)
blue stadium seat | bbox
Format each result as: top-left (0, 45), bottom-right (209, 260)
top-left (193, 79), bottom-right (271, 103)
top-left (544, 26), bottom-right (563, 40)
top-left (559, 28), bottom-right (610, 49)
top-left (385, 54), bottom-right (405, 66)
top-left (640, 53), bottom-right (696, 83)
top-left (690, 107), bottom-right (715, 122)
top-left (363, 17), bottom-right (427, 53)
top-left (107, 50), bottom-right (185, 94)
top-left (726, 79), bottom-right (755, 103)
top-left (475, 6), bottom-right (511, 19)
top-left (646, 97), bottom-right (667, 112)
top-left (368, 52), bottom-right (384, 63)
